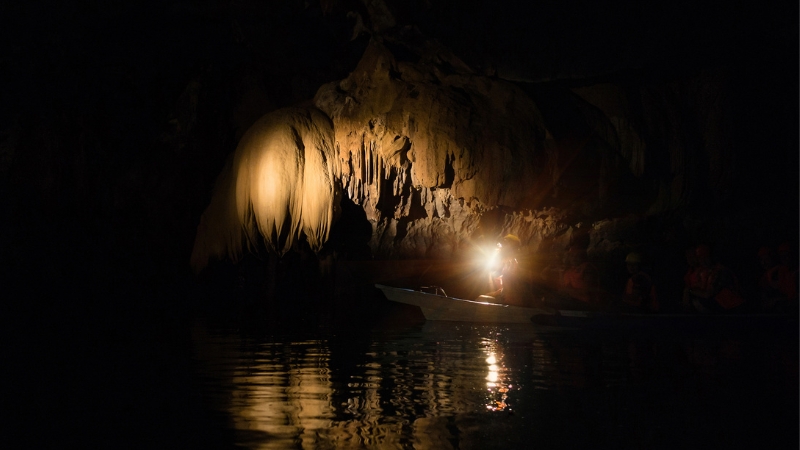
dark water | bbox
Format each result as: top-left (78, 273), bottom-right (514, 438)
top-left (192, 318), bottom-right (799, 450)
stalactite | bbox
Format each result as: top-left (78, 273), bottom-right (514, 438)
top-left (190, 106), bottom-right (338, 272)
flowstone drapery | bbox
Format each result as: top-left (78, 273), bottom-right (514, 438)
top-left (191, 107), bottom-right (340, 272)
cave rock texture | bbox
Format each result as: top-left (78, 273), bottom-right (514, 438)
top-left (1, 0), bottom-right (795, 312)
top-left (193, 28), bottom-right (784, 269)
top-left (191, 107), bottom-right (340, 273)
top-left (309, 33), bottom-right (775, 264)
top-left (192, 23), bottom-right (796, 275)
top-left (314, 35), bottom-right (572, 259)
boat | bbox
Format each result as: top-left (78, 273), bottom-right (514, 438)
top-left (375, 284), bottom-right (547, 323)
top-left (375, 284), bottom-right (797, 331)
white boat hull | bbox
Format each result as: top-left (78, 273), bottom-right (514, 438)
top-left (376, 284), bottom-right (547, 323)
top-left (376, 284), bottom-right (795, 330)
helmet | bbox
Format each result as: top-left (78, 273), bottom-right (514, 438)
top-left (502, 234), bottom-right (521, 248)
top-left (625, 252), bottom-right (642, 264)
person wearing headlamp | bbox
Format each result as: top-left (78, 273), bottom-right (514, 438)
top-left (484, 234), bottom-right (522, 303)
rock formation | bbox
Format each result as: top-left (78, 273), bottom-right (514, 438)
top-left (190, 107), bottom-right (340, 273)
top-left (191, 25), bottom-right (795, 278)
top-left (314, 32), bottom-right (571, 259)
top-left (186, 9), bottom-right (796, 295)
top-left (1, 0), bottom-right (794, 308)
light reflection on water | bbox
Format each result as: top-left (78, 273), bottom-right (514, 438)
top-left (192, 321), bottom-right (798, 450)
top-left (482, 340), bottom-right (510, 412)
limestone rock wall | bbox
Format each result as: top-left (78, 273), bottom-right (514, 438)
top-left (314, 35), bottom-right (570, 258)
top-left (3, 0), bottom-right (795, 307)
top-left (307, 31), bottom-right (787, 269)
top-left (190, 107), bottom-right (340, 273)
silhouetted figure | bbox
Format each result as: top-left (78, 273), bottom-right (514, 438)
top-left (681, 247), bottom-right (703, 311)
top-left (686, 245), bottom-right (745, 313)
top-left (620, 252), bottom-right (659, 313)
top-left (761, 242), bottom-right (799, 313)
top-left (558, 245), bottom-right (602, 309)
top-left (483, 234), bottom-right (522, 304)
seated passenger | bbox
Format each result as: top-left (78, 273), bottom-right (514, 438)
top-left (687, 244), bottom-right (745, 313)
top-left (621, 252), bottom-right (659, 313)
top-left (763, 242), bottom-right (799, 313)
top-left (559, 245), bottom-right (602, 309)
top-left (681, 247), bottom-right (704, 311)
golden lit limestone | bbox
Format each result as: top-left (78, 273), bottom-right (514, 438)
top-left (313, 38), bottom-right (552, 258)
top-left (314, 38), bottom-right (549, 209)
top-left (190, 106), bottom-right (339, 273)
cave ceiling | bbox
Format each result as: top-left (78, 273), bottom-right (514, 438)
top-left (2, 0), bottom-right (798, 273)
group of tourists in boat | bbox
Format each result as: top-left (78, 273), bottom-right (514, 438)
top-left (481, 235), bottom-right (798, 315)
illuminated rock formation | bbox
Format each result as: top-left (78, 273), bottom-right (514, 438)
top-left (190, 107), bottom-right (339, 273)
top-left (190, 26), bottom-right (793, 281)
top-left (314, 35), bottom-right (570, 258)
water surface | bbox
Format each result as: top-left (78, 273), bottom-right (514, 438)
top-left (192, 319), bottom-right (798, 449)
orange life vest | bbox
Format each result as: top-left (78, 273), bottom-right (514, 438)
top-left (563, 262), bottom-right (599, 304)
